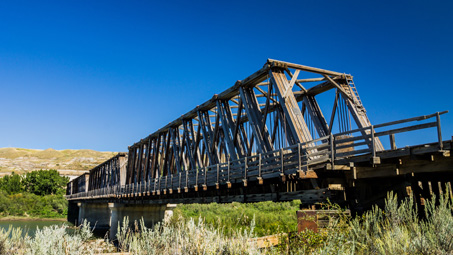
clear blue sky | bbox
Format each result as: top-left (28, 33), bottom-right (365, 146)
top-left (0, 0), bottom-right (452, 152)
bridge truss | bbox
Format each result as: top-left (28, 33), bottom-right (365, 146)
top-left (125, 59), bottom-right (383, 185)
top-left (67, 60), bottom-right (451, 211)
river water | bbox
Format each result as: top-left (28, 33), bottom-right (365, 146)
top-left (0, 220), bottom-right (74, 237)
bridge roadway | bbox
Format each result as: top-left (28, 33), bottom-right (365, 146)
top-left (65, 59), bottom-right (452, 239)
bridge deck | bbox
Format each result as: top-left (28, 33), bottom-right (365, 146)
top-left (66, 111), bottom-right (452, 206)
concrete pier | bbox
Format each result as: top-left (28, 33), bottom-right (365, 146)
top-left (68, 202), bottom-right (176, 240)
top-left (78, 203), bottom-right (111, 231)
top-left (108, 203), bottom-right (176, 240)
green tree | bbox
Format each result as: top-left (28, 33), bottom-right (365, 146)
top-left (22, 169), bottom-right (68, 196)
top-left (0, 172), bottom-right (23, 194)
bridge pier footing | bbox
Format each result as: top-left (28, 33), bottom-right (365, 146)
top-left (67, 201), bottom-right (79, 226)
top-left (69, 202), bottom-right (176, 241)
top-left (78, 203), bottom-right (111, 231)
top-left (108, 203), bottom-right (177, 240)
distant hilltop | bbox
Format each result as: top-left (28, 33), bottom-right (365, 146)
top-left (0, 147), bottom-right (116, 179)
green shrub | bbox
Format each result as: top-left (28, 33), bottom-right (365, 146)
top-left (0, 172), bottom-right (23, 194)
top-left (0, 190), bottom-right (67, 218)
top-left (22, 169), bottom-right (68, 196)
top-left (0, 170), bottom-right (68, 218)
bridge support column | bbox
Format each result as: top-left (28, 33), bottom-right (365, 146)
top-left (67, 201), bottom-right (79, 226)
top-left (77, 202), bottom-right (111, 231)
top-left (108, 203), bottom-right (177, 241)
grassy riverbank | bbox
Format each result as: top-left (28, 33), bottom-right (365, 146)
top-left (1, 193), bottom-right (453, 254)
top-left (0, 216), bottom-right (66, 221)
top-left (105, 192), bottom-right (453, 254)
top-left (170, 200), bottom-right (302, 237)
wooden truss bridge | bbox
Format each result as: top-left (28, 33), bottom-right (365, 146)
top-left (66, 59), bottom-right (452, 213)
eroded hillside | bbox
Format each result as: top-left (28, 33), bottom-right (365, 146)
top-left (0, 148), bottom-right (116, 176)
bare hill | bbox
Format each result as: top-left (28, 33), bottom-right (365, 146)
top-left (0, 147), bottom-right (116, 177)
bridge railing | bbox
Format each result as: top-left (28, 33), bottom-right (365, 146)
top-left (66, 111), bottom-right (447, 200)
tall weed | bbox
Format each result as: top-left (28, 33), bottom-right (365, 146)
top-left (316, 191), bottom-right (453, 254)
top-left (117, 216), bottom-right (261, 254)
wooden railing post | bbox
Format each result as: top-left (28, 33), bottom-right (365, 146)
top-left (371, 125), bottom-right (376, 158)
top-left (204, 167), bottom-right (207, 190)
top-left (244, 157), bottom-right (248, 179)
top-left (258, 153), bottom-right (263, 184)
top-left (195, 169), bottom-right (199, 190)
top-left (216, 164), bottom-right (220, 189)
top-left (389, 134), bottom-right (397, 150)
top-left (258, 153), bottom-right (262, 177)
top-left (436, 112), bottom-right (443, 150)
top-left (178, 172), bottom-right (182, 193)
top-left (298, 143), bottom-right (301, 172)
top-left (227, 156), bottom-right (231, 188)
top-left (281, 148), bottom-right (284, 174)
top-left (330, 134), bottom-right (335, 169)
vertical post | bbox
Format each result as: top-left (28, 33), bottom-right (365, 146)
top-left (371, 126), bottom-right (376, 158)
top-left (185, 170), bottom-right (189, 192)
top-left (196, 169), bottom-right (199, 187)
top-left (298, 143), bottom-right (301, 172)
top-left (244, 156), bottom-right (248, 179)
top-left (281, 148), bottom-right (284, 174)
top-left (165, 175), bottom-right (168, 193)
top-left (204, 167), bottom-right (207, 187)
top-left (437, 112), bottom-right (443, 150)
top-left (258, 153), bottom-right (262, 177)
top-left (330, 134), bottom-right (335, 169)
top-left (179, 172), bottom-right (182, 191)
top-left (389, 134), bottom-right (397, 150)
top-left (147, 180), bottom-right (151, 195)
top-left (217, 164), bottom-right (220, 184)
top-left (158, 177), bottom-right (161, 193)
top-left (227, 156), bottom-right (231, 183)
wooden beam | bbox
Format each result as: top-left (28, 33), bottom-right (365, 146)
top-left (239, 86), bottom-right (273, 153)
top-left (303, 95), bottom-right (329, 138)
top-left (268, 59), bottom-right (343, 76)
top-left (270, 68), bottom-right (314, 144)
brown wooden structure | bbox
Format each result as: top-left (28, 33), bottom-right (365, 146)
top-left (66, 59), bottom-right (452, 213)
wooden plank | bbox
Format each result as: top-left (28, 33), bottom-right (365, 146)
top-left (374, 122), bottom-right (437, 137)
top-left (373, 111), bottom-right (448, 129)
